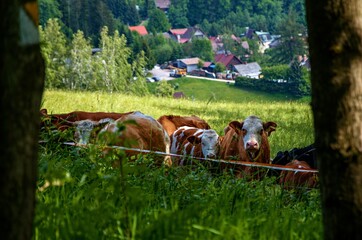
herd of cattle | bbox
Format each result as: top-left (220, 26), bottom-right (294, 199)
top-left (39, 109), bottom-right (318, 190)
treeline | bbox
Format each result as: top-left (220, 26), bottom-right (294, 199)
top-left (39, 0), bottom-right (306, 44)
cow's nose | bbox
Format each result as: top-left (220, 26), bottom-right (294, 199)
top-left (207, 153), bottom-right (216, 158)
top-left (246, 141), bottom-right (258, 149)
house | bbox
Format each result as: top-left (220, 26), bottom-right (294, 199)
top-left (167, 27), bottom-right (206, 43)
top-left (214, 53), bottom-right (244, 70)
top-left (233, 62), bottom-right (262, 79)
top-left (255, 31), bottom-right (280, 53)
top-left (202, 61), bottom-right (215, 72)
top-left (174, 57), bottom-right (201, 73)
top-left (128, 26), bottom-right (148, 36)
top-left (155, 0), bottom-right (170, 12)
top-left (173, 92), bottom-right (186, 99)
top-left (209, 35), bottom-right (249, 54)
top-left (209, 36), bottom-right (224, 54)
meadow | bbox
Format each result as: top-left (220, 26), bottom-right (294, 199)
top-left (36, 80), bottom-right (320, 239)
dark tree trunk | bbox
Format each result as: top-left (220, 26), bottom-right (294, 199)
top-left (306, 1), bottom-right (362, 239)
top-left (0, 1), bottom-right (44, 239)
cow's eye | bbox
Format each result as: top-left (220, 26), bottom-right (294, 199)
top-left (242, 129), bottom-right (247, 135)
top-left (260, 129), bottom-right (264, 135)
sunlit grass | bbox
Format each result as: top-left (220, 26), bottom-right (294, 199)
top-left (36, 85), bottom-right (320, 240)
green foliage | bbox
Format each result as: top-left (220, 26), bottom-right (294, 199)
top-left (146, 34), bottom-right (183, 64)
top-left (182, 38), bottom-right (214, 61)
top-left (39, 19), bottom-right (68, 89)
top-left (68, 30), bottom-right (93, 90)
top-left (36, 89), bottom-right (320, 239)
top-left (40, 21), bottom-right (149, 95)
top-left (155, 80), bottom-right (175, 97)
top-left (39, 0), bottom-right (62, 26)
top-left (147, 9), bottom-right (171, 33)
top-left (235, 64), bottom-right (311, 97)
top-left (168, 0), bottom-right (190, 28)
top-left (215, 62), bottom-right (226, 73)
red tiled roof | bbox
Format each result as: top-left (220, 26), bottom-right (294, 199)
top-left (215, 54), bottom-right (242, 67)
top-left (155, 0), bottom-right (171, 9)
top-left (170, 28), bottom-right (188, 35)
top-left (215, 54), bottom-right (234, 65)
top-left (129, 26), bottom-right (148, 36)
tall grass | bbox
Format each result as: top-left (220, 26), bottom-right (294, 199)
top-left (35, 88), bottom-right (320, 240)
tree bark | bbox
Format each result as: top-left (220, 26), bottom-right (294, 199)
top-left (0, 1), bottom-right (44, 239)
top-left (306, 1), bottom-right (362, 239)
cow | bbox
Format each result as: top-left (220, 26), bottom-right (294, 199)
top-left (97, 111), bottom-right (172, 167)
top-left (278, 160), bottom-right (318, 190)
top-left (39, 108), bottom-right (131, 131)
top-left (268, 143), bottom-right (317, 178)
top-left (218, 115), bottom-right (277, 179)
top-left (170, 126), bottom-right (221, 166)
top-left (157, 115), bottom-right (211, 137)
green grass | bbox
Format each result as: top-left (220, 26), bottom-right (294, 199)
top-left (36, 81), bottom-right (320, 240)
top-left (148, 77), bottom-right (311, 103)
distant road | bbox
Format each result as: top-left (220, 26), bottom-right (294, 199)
top-left (149, 66), bottom-right (235, 84)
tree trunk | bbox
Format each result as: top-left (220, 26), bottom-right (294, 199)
top-left (0, 1), bottom-right (44, 239)
top-left (306, 1), bottom-right (362, 239)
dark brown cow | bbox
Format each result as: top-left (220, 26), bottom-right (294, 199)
top-left (279, 160), bottom-right (318, 190)
top-left (40, 108), bottom-right (131, 131)
top-left (97, 111), bottom-right (172, 166)
top-left (157, 115), bottom-right (211, 137)
top-left (219, 115), bottom-right (277, 179)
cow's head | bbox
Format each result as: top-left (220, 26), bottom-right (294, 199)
top-left (62, 118), bottom-right (114, 145)
top-left (228, 116), bottom-right (277, 160)
top-left (187, 129), bottom-right (220, 159)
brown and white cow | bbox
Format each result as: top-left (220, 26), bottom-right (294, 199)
top-left (157, 115), bottom-right (211, 137)
top-left (219, 115), bottom-right (277, 178)
top-left (279, 160), bottom-right (318, 190)
top-left (170, 126), bottom-right (221, 166)
top-left (97, 111), bottom-right (172, 166)
top-left (39, 108), bottom-right (131, 131)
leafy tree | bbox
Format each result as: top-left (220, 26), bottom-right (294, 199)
top-left (131, 51), bottom-right (150, 96)
top-left (215, 62), bottom-right (226, 73)
top-left (147, 9), bottom-right (170, 33)
top-left (39, 18), bottom-right (68, 89)
top-left (287, 59), bottom-right (310, 96)
top-left (93, 26), bottom-right (132, 92)
top-left (197, 59), bottom-right (204, 69)
top-left (168, 0), bottom-right (189, 28)
top-left (155, 80), bottom-right (175, 97)
top-left (184, 38), bottom-right (213, 61)
top-left (68, 30), bottom-right (93, 90)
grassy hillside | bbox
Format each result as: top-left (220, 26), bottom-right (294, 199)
top-left (36, 83), bottom-right (320, 239)
top-left (148, 77), bottom-right (311, 103)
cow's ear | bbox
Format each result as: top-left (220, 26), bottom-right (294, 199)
top-left (187, 136), bottom-right (201, 145)
top-left (40, 108), bottom-right (48, 116)
top-left (228, 121), bottom-right (243, 134)
top-left (263, 121), bottom-right (277, 136)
